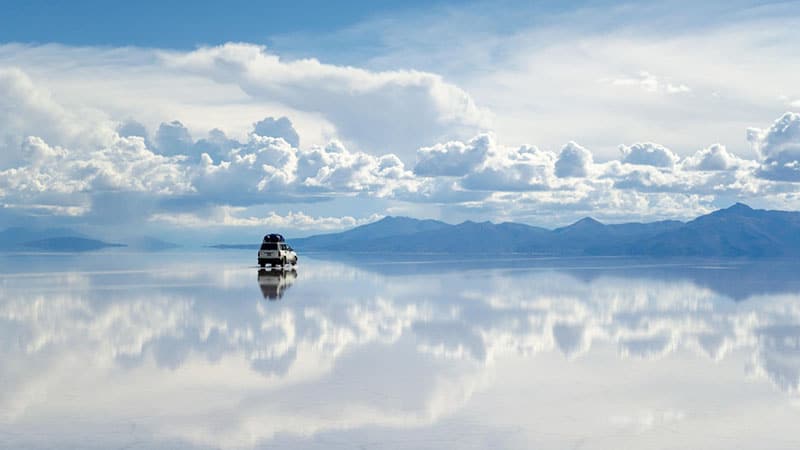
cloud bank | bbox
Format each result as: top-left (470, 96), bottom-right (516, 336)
top-left (1, 45), bottom-right (800, 233)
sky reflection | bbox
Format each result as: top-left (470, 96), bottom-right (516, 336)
top-left (1, 252), bottom-right (799, 449)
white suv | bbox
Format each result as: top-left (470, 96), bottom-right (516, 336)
top-left (258, 234), bottom-right (298, 267)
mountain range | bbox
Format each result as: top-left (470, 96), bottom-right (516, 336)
top-left (289, 203), bottom-right (800, 257)
top-left (5, 203), bottom-right (800, 256)
top-left (0, 227), bottom-right (178, 252)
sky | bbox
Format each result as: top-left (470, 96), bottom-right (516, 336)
top-left (1, 0), bottom-right (799, 243)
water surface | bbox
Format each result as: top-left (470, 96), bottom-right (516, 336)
top-left (1, 251), bottom-right (800, 449)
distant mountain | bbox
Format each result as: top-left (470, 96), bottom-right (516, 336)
top-left (210, 217), bottom-right (451, 251)
top-left (0, 227), bottom-right (124, 252)
top-left (339, 220), bottom-right (551, 253)
top-left (628, 203), bottom-right (800, 256)
top-left (293, 216), bottom-right (450, 251)
top-left (555, 217), bottom-right (684, 254)
top-left (286, 204), bottom-right (800, 257)
top-left (125, 236), bottom-right (181, 251)
top-left (22, 237), bottom-right (125, 252)
top-left (0, 226), bottom-right (87, 249)
top-left (210, 244), bottom-right (258, 250)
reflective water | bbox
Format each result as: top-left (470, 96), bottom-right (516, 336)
top-left (2, 251), bottom-right (800, 449)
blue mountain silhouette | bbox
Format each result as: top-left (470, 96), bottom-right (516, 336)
top-left (291, 203), bottom-right (800, 256)
top-left (0, 227), bottom-right (125, 252)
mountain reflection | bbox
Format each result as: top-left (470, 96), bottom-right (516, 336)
top-left (257, 268), bottom-right (297, 300)
top-left (313, 254), bottom-right (800, 301)
top-left (2, 254), bottom-right (800, 448)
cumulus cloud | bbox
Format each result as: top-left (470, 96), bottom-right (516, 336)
top-left (193, 134), bottom-right (298, 203)
top-left (186, 133), bottom-right (415, 207)
top-left (414, 134), bottom-right (494, 177)
top-left (682, 144), bottom-right (750, 171)
top-left (192, 128), bottom-right (240, 162)
top-left (253, 116), bottom-right (300, 148)
top-left (117, 119), bottom-right (149, 141)
top-left (555, 141), bottom-right (593, 178)
top-left (460, 144), bottom-right (555, 192)
top-left (413, 134), bottom-right (557, 191)
top-left (609, 165), bottom-right (688, 192)
top-left (154, 120), bottom-right (194, 156)
top-left (0, 68), bottom-right (113, 169)
top-left (392, 177), bottom-right (487, 204)
top-left (162, 43), bottom-right (491, 160)
top-left (0, 135), bottom-right (190, 197)
top-left (749, 112), bottom-right (800, 181)
top-left (296, 140), bottom-right (412, 195)
top-left (619, 142), bottom-right (680, 168)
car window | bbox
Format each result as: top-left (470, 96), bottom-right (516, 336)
top-left (260, 243), bottom-right (278, 250)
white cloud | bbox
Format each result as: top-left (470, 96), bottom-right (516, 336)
top-left (461, 143), bottom-right (555, 192)
top-left (193, 134), bottom-right (299, 201)
top-left (414, 134), bottom-right (557, 192)
top-left (666, 83), bottom-right (691, 94)
top-left (414, 134), bottom-right (494, 177)
top-left (610, 71), bottom-right (658, 92)
top-left (682, 143), bottom-right (750, 171)
top-left (151, 207), bottom-right (381, 231)
top-left (173, 132), bottom-right (416, 209)
top-left (154, 120), bottom-right (194, 156)
top-left (392, 177), bottom-right (488, 204)
top-left (0, 135), bottom-right (190, 197)
top-left (0, 68), bottom-right (114, 169)
top-left (610, 72), bottom-right (691, 96)
top-left (748, 112), bottom-right (800, 181)
top-left (610, 410), bottom-right (686, 432)
top-left (296, 140), bottom-right (412, 195)
top-left (161, 43), bottom-right (491, 160)
top-left (620, 142), bottom-right (680, 168)
top-left (555, 141), bottom-right (593, 178)
top-left (253, 116), bottom-right (300, 148)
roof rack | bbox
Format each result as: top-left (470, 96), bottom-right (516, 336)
top-left (263, 233), bottom-right (285, 243)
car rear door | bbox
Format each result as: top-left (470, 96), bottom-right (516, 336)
top-left (259, 243), bottom-right (279, 259)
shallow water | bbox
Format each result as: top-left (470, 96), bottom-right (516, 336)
top-left (2, 251), bottom-right (800, 449)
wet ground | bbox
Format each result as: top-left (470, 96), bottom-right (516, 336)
top-left (2, 250), bottom-right (800, 449)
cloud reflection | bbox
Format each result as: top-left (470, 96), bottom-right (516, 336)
top-left (1, 256), bottom-right (800, 448)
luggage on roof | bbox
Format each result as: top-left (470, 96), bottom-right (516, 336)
top-left (263, 233), bottom-right (285, 243)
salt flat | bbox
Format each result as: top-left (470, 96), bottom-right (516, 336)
top-left (1, 251), bottom-right (799, 449)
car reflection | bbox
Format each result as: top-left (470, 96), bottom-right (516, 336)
top-left (257, 268), bottom-right (297, 300)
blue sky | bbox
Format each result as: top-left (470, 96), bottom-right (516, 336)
top-left (0, 0), bottom-right (799, 242)
top-left (0, 0), bottom-right (629, 49)
top-left (0, 0), bottom-right (454, 48)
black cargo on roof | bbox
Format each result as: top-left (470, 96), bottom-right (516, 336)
top-left (263, 234), bottom-right (285, 243)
